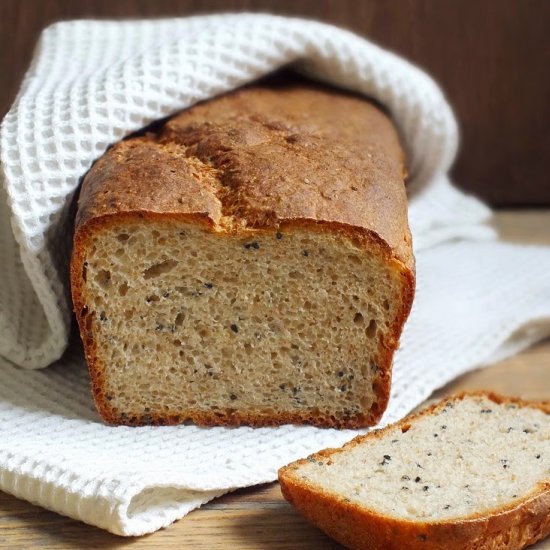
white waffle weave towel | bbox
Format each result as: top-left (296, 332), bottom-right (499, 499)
top-left (1, 14), bottom-right (549, 536)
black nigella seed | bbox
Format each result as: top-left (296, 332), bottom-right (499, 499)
top-left (423, 486), bottom-right (429, 491)
top-left (279, 383), bottom-right (286, 390)
top-left (276, 232), bottom-right (283, 240)
top-left (416, 463), bottom-right (424, 469)
top-left (230, 394), bottom-right (237, 401)
top-left (244, 242), bottom-right (260, 250)
top-left (433, 434), bottom-right (438, 438)
top-left (427, 452), bottom-right (432, 456)
top-left (507, 427), bottom-right (514, 433)
top-left (391, 439), bottom-right (398, 443)
top-left (204, 282), bottom-right (213, 289)
top-left (480, 409), bottom-right (493, 414)
top-left (415, 476), bottom-right (421, 483)
top-left (384, 455), bottom-right (391, 460)
top-left (441, 425), bottom-right (447, 430)
top-left (444, 505), bottom-right (451, 510)
top-left (401, 475), bottom-right (410, 481)
top-left (302, 250), bottom-right (309, 257)
top-left (337, 371), bottom-right (344, 377)
top-left (401, 486), bottom-right (409, 491)
top-left (230, 324), bottom-right (239, 333)
top-left (536, 454), bottom-right (541, 459)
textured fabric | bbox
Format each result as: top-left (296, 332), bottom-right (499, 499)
top-left (0, 14), bottom-right (549, 536)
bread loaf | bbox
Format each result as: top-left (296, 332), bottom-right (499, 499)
top-left (70, 76), bottom-right (415, 427)
top-left (279, 392), bottom-right (550, 549)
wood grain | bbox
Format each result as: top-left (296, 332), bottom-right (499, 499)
top-left (1, 209), bottom-right (549, 548)
top-left (1, 0), bottom-right (549, 205)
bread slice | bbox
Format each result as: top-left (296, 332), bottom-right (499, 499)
top-left (70, 76), bottom-right (415, 428)
top-left (279, 392), bottom-right (550, 549)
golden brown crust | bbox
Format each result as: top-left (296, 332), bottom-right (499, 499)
top-left (71, 75), bottom-right (415, 428)
top-left (278, 392), bottom-right (550, 549)
top-left (76, 77), bottom-right (413, 269)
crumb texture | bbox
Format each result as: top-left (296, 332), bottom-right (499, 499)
top-left (292, 395), bottom-right (550, 520)
top-left (80, 220), bottom-right (407, 426)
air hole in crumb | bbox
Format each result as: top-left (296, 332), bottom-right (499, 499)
top-left (118, 282), bottom-right (129, 296)
top-left (82, 262), bottom-right (87, 282)
top-left (175, 312), bottom-right (185, 327)
top-left (366, 319), bottom-right (377, 338)
top-left (143, 259), bottom-right (178, 279)
top-left (354, 312), bottom-right (364, 324)
top-left (117, 233), bottom-right (129, 242)
top-left (146, 294), bottom-right (160, 303)
top-left (95, 269), bottom-right (111, 288)
top-left (383, 299), bottom-right (390, 311)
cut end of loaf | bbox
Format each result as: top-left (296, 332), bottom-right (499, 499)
top-left (71, 215), bottom-right (413, 428)
top-left (279, 392), bottom-right (550, 549)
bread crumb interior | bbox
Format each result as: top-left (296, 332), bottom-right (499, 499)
top-left (295, 396), bottom-right (550, 520)
top-left (81, 220), bottom-right (405, 425)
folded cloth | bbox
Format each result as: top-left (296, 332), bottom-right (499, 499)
top-left (0, 14), bottom-right (549, 536)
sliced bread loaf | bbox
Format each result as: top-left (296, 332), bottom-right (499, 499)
top-left (70, 76), bottom-right (414, 428)
top-left (279, 392), bottom-right (550, 549)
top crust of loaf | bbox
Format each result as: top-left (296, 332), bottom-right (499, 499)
top-left (75, 75), bottom-right (413, 273)
top-left (279, 392), bottom-right (550, 550)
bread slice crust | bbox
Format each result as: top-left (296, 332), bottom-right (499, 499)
top-left (71, 77), bottom-right (415, 428)
top-left (278, 392), bottom-right (550, 549)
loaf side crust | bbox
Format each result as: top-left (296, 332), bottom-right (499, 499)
top-left (278, 392), bottom-right (550, 549)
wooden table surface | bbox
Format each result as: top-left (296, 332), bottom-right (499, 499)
top-left (0, 210), bottom-right (549, 549)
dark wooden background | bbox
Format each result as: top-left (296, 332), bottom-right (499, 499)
top-left (1, 0), bottom-right (549, 205)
